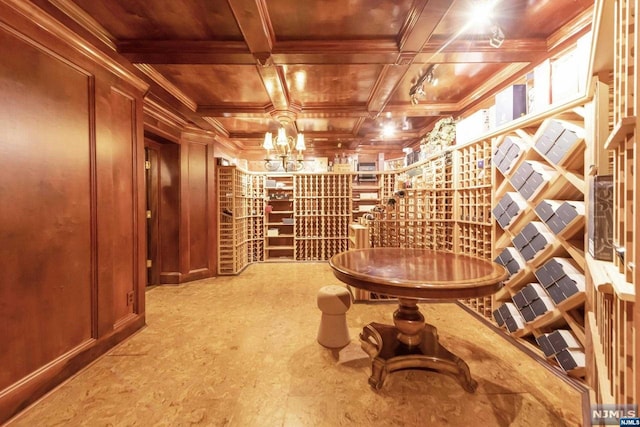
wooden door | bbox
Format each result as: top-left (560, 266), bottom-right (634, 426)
top-left (144, 144), bottom-right (160, 286)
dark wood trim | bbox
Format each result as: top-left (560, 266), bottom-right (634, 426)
top-left (1, 316), bottom-right (145, 424)
top-left (144, 145), bottom-right (160, 286)
top-left (88, 74), bottom-right (99, 340)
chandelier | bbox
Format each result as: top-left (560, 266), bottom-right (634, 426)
top-left (263, 127), bottom-right (306, 172)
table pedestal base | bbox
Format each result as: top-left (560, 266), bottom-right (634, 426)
top-left (359, 322), bottom-right (478, 393)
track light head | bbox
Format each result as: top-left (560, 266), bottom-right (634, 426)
top-left (489, 24), bottom-right (505, 48)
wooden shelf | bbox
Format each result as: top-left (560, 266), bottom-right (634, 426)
top-left (264, 257), bottom-right (295, 262)
top-left (352, 184), bottom-right (380, 190)
top-left (264, 175), bottom-right (297, 261)
top-left (586, 254), bottom-right (635, 302)
top-left (489, 106), bottom-right (591, 382)
top-left (603, 115), bottom-right (636, 150)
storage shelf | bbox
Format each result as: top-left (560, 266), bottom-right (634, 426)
top-left (603, 115), bottom-right (636, 150)
top-left (511, 292), bottom-right (585, 339)
top-left (266, 186), bottom-right (293, 190)
top-left (586, 254), bottom-right (635, 302)
top-left (263, 257), bottom-right (295, 262)
top-left (489, 110), bottom-right (590, 382)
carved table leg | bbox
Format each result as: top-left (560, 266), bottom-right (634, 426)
top-left (394, 298), bottom-right (425, 346)
top-left (359, 299), bottom-right (478, 393)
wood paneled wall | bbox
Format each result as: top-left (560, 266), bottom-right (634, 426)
top-left (0, 0), bottom-right (236, 422)
top-left (0, 2), bottom-right (146, 422)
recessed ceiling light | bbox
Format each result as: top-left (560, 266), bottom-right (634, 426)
top-left (382, 123), bottom-right (395, 138)
top-left (470, 0), bottom-right (496, 25)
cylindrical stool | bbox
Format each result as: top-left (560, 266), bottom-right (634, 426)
top-left (317, 285), bottom-right (352, 348)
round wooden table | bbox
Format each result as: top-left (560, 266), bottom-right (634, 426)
top-left (329, 247), bottom-right (509, 392)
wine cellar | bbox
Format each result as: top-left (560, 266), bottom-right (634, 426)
top-left (215, 68), bottom-right (634, 403)
top-left (3, 0), bottom-right (639, 425)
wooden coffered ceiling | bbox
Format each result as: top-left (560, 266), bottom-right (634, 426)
top-left (46, 0), bottom-right (594, 157)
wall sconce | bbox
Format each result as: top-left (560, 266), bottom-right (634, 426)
top-left (264, 127), bottom-right (305, 172)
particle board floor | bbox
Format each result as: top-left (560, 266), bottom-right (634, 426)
top-left (8, 263), bottom-right (584, 427)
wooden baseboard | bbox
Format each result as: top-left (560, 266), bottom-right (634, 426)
top-left (0, 315), bottom-right (145, 424)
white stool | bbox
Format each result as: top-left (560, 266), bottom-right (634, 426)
top-left (317, 285), bottom-right (352, 348)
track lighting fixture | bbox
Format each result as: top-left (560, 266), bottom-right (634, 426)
top-left (489, 24), bottom-right (505, 48)
top-left (409, 64), bottom-right (437, 105)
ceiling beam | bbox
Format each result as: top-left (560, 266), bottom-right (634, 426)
top-left (365, 0), bottom-right (454, 118)
top-left (117, 38), bottom-right (547, 65)
top-left (118, 41), bottom-right (254, 64)
top-left (226, 0), bottom-right (274, 57)
top-left (226, 0), bottom-right (296, 121)
top-left (397, 0), bottom-right (454, 52)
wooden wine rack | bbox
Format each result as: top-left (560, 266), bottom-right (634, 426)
top-left (294, 174), bottom-right (351, 261)
top-left (455, 139), bottom-right (495, 318)
top-left (217, 166), bottom-right (264, 274)
top-left (490, 108), bottom-right (591, 378)
top-left (586, 0), bottom-right (637, 407)
top-left (369, 153), bottom-right (455, 252)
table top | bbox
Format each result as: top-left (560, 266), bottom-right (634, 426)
top-left (329, 248), bottom-right (509, 299)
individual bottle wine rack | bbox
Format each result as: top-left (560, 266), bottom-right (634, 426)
top-left (456, 139), bottom-right (494, 317)
top-left (589, 5), bottom-right (637, 405)
top-left (294, 174), bottom-right (351, 260)
top-left (217, 166), bottom-right (236, 274)
top-left (491, 114), bottom-right (588, 377)
top-left (371, 152), bottom-right (455, 251)
top-left (244, 174), bottom-right (265, 263)
top-left (217, 166), bottom-right (264, 274)
top-left (380, 173), bottom-right (396, 202)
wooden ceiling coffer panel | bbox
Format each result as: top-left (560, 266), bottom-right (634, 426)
top-left (57, 0), bottom-right (595, 157)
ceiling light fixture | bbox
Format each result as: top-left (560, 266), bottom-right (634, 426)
top-left (471, 0), bottom-right (496, 24)
top-left (263, 126), bottom-right (305, 172)
top-left (489, 23), bottom-right (505, 48)
top-left (409, 64), bottom-right (437, 105)
top-left (382, 123), bottom-right (396, 138)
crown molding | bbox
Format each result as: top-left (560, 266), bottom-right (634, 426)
top-left (1, 0), bottom-right (148, 93)
top-left (48, 0), bottom-right (116, 51)
top-left (135, 64), bottom-right (197, 112)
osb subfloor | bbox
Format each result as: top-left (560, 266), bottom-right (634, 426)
top-left (9, 263), bottom-right (584, 426)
